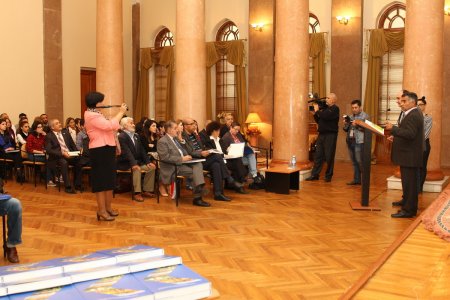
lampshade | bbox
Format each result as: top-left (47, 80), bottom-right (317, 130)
top-left (245, 113), bottom-right (262, 124)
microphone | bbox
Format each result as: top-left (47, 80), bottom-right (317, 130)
top-left (97, 105), bottom-right (129, 111)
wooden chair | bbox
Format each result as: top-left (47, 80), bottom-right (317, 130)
top-left (80, 166), bottom-right (92, 193)
top-left (22, 153), bottom-right (47, 188)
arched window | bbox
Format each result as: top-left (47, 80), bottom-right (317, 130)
top-left (215, 21), bottom-right (239, 117)
top-left (378, 3), bottom-right (406, 124)
top-left (154, 27), bottom-right (174, 48)
top-left (309, 13), bottom-right (320, 34)
top-left (154, 27), bottom-right (174, 120)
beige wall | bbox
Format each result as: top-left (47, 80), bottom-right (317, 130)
top-left (140, 0), bottom-right (176, 47)
top-left (0, 0), bottom-right (45, 124)
top-left (61, 0), bottom-right (133, 120)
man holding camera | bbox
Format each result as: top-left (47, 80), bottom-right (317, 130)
top-left (343, 100), bottom-right (369, 185)
top-left (306, 93), bottom-right (340, 182)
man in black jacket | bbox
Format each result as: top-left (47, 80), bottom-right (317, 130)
top-left (45, 119), bottom-right (81, 193)
top-left (306, 93), bottom-right (340, 182)
top-left (117, 117), bottom-right (156, 202)
top-left (385, 91), bottom-right (423, 218)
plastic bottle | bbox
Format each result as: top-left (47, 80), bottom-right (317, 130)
top-left (291, 155), bottom-right (296, 168)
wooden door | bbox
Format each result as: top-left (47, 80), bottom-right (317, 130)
top-left (80, 68), bottom-right (96, 117)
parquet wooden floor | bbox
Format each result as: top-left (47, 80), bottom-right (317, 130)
top-left (0, 162), bottom-right (446, 299)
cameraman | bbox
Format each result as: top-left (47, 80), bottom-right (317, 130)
top-left (343, 100), bottom-right (369, 185)
top-left (306, 93), bottom-right (340, 182)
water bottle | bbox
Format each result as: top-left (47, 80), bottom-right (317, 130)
top-left (289, 155), bottom-right (296, 168)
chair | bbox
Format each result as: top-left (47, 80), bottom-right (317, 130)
top-left (0, 157), bottom-right (15, 183)
top-left (80, 166), bottom-right (92, 192)
top-left (115, 168), bottom-right (151, 200)
top-left (22, 153), bottom-right (47, 188)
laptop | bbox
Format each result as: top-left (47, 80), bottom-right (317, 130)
top-left (225, 143), bottom-right (245, 159)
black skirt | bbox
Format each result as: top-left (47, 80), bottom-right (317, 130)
top-left (90, 146), bottom-right (116, 192)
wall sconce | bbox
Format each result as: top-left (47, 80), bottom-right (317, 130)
top-left (445, 6), bottom-right (450, 16)
top-left (336, 16), bottom-right (350, 25)
top-left (251, 23), bottom-right (265, 32)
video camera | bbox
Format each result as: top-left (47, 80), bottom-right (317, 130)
top-left (308, 93), bottom-right (328, 111)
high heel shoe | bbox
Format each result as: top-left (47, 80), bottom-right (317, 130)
top-left (97, 212), bottom-right (115, 221)
top-left (106, 209), bottom-right (119, 217)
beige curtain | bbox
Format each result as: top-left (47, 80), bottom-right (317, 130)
top-left (309, 33), bottom-right (326, 97)
top-left (364, 29), bottom-right (404, 155)
top-left (134, 46), bottom-right (175, 120)
top-left (364, 29), bottom-right (404, 125)
top-left (158, 46), bottom-right (175, 120)
top-left (205, 40), bottom-right (247, 125)
top-left (134, 48), bottom-right (152, 120)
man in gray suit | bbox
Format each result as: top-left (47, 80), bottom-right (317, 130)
top-left (157, 120), bottom-right (210, 207)
top-left (386, 91), bottom-right (424, 218)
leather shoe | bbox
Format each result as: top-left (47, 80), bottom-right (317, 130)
top-left (5, 247), bottom-right (19, 263)
top-left (391, 210), bottom-right (416, 218)
top-left (392, 200), bottom-right (404, 207)
top-left (142, 191), bottom-right (155, 198)
top-left (193, 198), bottom-right (211, 207)
top-left (65, 187), bottom-right (76, 194)
top-left (133, 193), bottom-right (144, 202)
top-left (324, 178), bottom-right (331, 182)
top-left (346, 181), bottom-right (361, 185)
top-left (234, 186), bottom-right (249, 194)
top-left (305, 176), bottom-right (319, 181)
top-left (214, 194), bottom-right (231, 201)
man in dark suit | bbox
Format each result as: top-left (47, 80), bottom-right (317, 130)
top-left (157, 120), bottom-right (210, 207)
top-left (45, 119), bottom-right (81, 193)
top-left (386, 91), bottom-right (424, 218)
top-left (117, 117), bottom-right (155, 202)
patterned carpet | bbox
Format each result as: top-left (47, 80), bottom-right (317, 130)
top-left (423, 187), bottom-right (450, 242)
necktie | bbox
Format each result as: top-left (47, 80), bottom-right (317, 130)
top-left (173, 138), bottom-right (188, 156)
top-left (57, 132), bottom-right (69, 153)
top-left (398, 111), bottom-right (404, 125)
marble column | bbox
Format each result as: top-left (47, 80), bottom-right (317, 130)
top-left (403, 0), bottom-right (445, 180)
top-left (96, 0), bottom-right (124, 116)
top-left (272, 0), bottom-right (311, 169)
top-left (175, 0), bottom-right (206, 127)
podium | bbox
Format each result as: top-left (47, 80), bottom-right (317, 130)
top-left (349, 120), bottom-right (381, 211)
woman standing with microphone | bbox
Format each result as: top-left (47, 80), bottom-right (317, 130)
top-left (84, 92), bottom-right (127, 221)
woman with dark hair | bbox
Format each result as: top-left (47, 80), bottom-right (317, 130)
top-left (65, 117), bottom-right (77, 144)
top-left (5, 118), bottom-right (16, 145)
top-left (135, 117), bottom-right (149, 136)
top-left (26, 120), bottom-right (53, 185)
top-left (203, 121), bottom-right (248, 185)
top-left (139, 119), bottom-right (159, 153)
top-left (16, 120), bottom-right (30, 147)
top-left (84, 91), bottom-right (127, 221)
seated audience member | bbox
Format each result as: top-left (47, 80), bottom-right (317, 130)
top-left (0, 118), bottom-right (24, 182)
top-left (64, 117), bottom-right (78, 144)
top-left (16, 120), bottom-right (30, 148)
top-left (0, 192), bottom-right (22, 263)
top-left (198, 120), bottom-right (212, 142)
top-left (26, 120), bottom-right (53, 185)
top-left (157, 121), bottom-right (166, 138)
top-left (157, 120), bottom-right (211, 207)
top-left (45, 119), bottom-right (82, 193)
top-left (135, 117), bottom-right (149, 136)
top-left (219, 113), bottom-right (233, 138)
top-left (15, 113), bottom-right (27, 131)
top-left (139, 119), bottom-right (159, 154)
top-left (5, 118), bottom-right (16, 144)
top-left (202, 121), bottom-right (248, 186)
top-left (0, 113), bottom-right (16, 135)
top-left (75, 119), bottom-right (90, 167)
top-left (40, 113), bottom-right (50, 133)
top-left (117, 117), bottom-right (156, 202)
top-left (221, 121), bottom-right (258, 179)
top-left (182, 118), bottom-right (245, 201)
